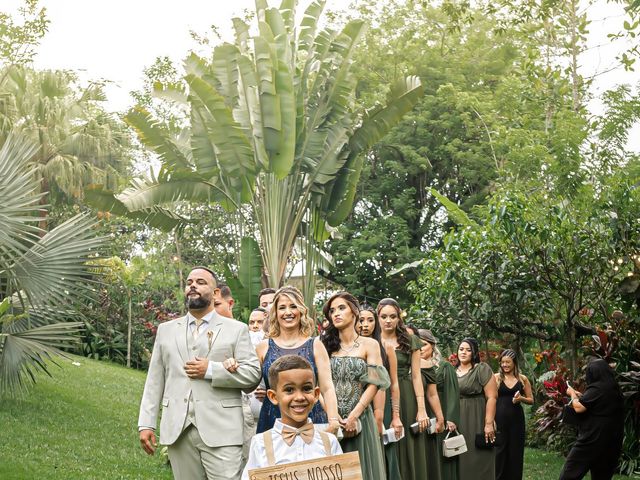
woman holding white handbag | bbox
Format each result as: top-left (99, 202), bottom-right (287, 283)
top-left (455, 338), bottom-right (498, 480)
top-left (417, 329), bottom-right (461, 480)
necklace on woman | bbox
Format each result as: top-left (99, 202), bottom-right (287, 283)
top-left (278, 337), bottom-right (302, 348)
top-left (339, 338), bottom-right (360, 354)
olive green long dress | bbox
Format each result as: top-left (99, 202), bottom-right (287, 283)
top-left (437, 360), bottom-right (460, 480)
top-left (331, 356), bottom-right (390, 480)
top-left (397, 335), bottom-right (428, 480)
top-left (421, 365), bottom-right (440, 480)
top-left (457, 362), bottom-right (495, 480)
top-left (383, 373), bottom-right (402, 480)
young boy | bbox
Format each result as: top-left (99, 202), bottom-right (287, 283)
top-left (241, 355), bottom-right (342, 479)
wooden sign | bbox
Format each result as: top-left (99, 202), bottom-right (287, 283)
top-left (248, 451), bottom-right (362, 480)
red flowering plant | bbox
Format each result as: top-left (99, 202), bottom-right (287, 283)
top-left (136, 298), bottom-right (181, 365)
top-left (528, 346), bottom-right (580, 452)
top-left (448, 353), bottom-right (458, 366)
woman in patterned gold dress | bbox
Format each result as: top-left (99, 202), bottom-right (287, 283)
top-left (321, 292), bottom-right (391, 480)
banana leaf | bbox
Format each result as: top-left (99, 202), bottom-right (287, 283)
top-left (224, 236), bottom-right (264, 316)
top-left (429, 187), bottom-right (479, 228)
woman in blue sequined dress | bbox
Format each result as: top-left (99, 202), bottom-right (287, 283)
top-left (255, 286), bottom-right (339, 434)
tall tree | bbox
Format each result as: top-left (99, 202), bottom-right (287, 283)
top-left (0, 66), bottom-right (131, 222)
top-left (0, 0), bottom-right (48, 66)
top-left (93, 0), bottom-right (424, 307)
top-left (326, 0), bottom-right (593, 303)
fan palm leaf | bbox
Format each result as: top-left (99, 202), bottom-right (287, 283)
top-left (0, 132), bottom-right (107, 396)
top-left (0, 320), bottom-right (84, 395)
top-left (0, 133), bottom-right (42, 265)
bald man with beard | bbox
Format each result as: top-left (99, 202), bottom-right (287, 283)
top-left (138, 267), bottom-right (261, 479)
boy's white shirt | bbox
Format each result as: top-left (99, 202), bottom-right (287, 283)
top-left (241, 419), bottom-right (343, 480)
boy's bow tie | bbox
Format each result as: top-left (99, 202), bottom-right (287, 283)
top-left (281, 423), bottom-right (314, 446)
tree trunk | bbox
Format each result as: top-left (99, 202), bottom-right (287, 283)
top-left (566, 311), bottom-right (577, 376)
top-left (543, 19), bottom-right (554, 134)
top-left (127, 291), bottom-right (132, 368)
top-left (569, 0), bottom-right (581, 112)
top-left (174, 236), bottom-right (184, 292)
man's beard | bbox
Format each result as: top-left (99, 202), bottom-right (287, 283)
top-left (186, 293), bottom-right (211, 310)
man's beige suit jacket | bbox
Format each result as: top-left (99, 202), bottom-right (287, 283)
top-left (138, 311), bottom-right (261, 447)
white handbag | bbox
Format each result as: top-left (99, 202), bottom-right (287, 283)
top-left (442, 429), bottom-right (467, 457)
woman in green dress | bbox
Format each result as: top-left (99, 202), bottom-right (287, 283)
top-left (455, 338), bottom-right (498, 480)
top-left (417, 329), bottom-right (460, 480)
top-left (321, 292), bottom-right (391, 480)
top-left (378, 298), bottom-right (430, 480)
top-left (359, 305), bottom-right (403, 480)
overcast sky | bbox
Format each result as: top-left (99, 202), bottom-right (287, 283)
top-left (4, 0), bottom-right (639, 149)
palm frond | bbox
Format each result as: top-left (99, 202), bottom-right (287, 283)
top-left (10, 213), bottom-right (103, 307)
top-left (186, 71), bottom-right (256, 197)
top-left (152, 81), bottom-right (188, 105)
top-left (0, 320), bottom-right (83, 396)
top-left (429, 188), bottom-right (479, 228)
top-left (298, 0), bottom-right (326, 53)
top-left (326, 76), bottom-right (424, 226)
top-left (232, 18), bottom-right (251, 54)
top-left (235, 55), bottom-right (270, 170)
top-left (84, 185), bottom-right (186, 232)
top-left (211, 44), bottom-right (241, 108)
top-left (124, 106), bottom-right (192, 171)
top-left (0, 133), bottom-right (43, 268)
top-left (118, 171), bottom-right (236, 212)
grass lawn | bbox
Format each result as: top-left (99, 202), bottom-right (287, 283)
top-left (0, 355), bottom-right (171, 480)
top-left (524, 448), bottom-right (636, 480)
top-left (0, 355), bottom-right (637, 479)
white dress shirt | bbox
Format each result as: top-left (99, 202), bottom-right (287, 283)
top-left (241, 419), bottom-right (342, 480)
top-left (186, 310), bottom-right (216, 379)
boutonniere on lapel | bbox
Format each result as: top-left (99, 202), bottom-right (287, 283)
top-left (207, 330), bottom-right (214, 353)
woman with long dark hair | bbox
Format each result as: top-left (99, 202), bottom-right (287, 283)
top-left (455, 337), bottom-right (498, 480)
top-left (359, 304), bottom-right (403, 480)
top-left (322, 292), bottom-right (390, 480)
top-left (560, 358), bottom-right (624, 480)
top-left (494, 349), bottom-right (533, 480)
top-left (255, 286), bottom-right (339, 433)
top-left (378, 298), bottom-right (429, 480)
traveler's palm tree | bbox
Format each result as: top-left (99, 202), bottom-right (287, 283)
top-left (89, 0), bottom-right (424, 295)
top-left (0, 133), bottom-right (105, 396)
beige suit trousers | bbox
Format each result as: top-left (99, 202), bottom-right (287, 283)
top-left (168, 425), bottom-right (243, 480)
top-left (241, 395), bottom-right (257, 465)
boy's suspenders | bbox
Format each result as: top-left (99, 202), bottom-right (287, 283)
top-left (319, 431), bottom-right (332, 455)
top-left (263, 431), bottom-right (277, 466)
top-left (262, 428), bottom-right (333, 467)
